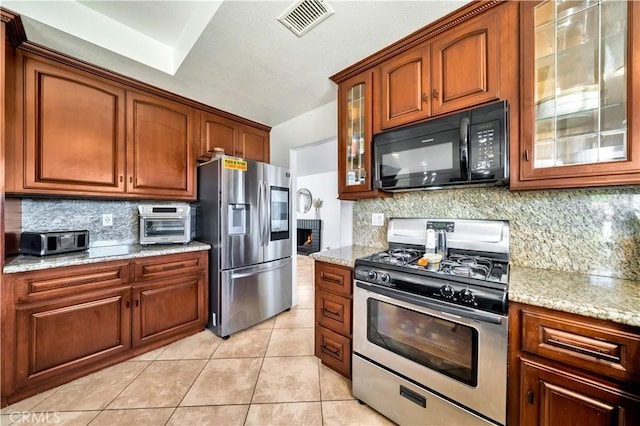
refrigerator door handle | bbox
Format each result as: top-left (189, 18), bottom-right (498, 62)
top-left (257, 180), bottom-right (263, 246)
top-left (231, 263), bottom-right (284, 279)
top-left (261, 181), bottom-right (269, 246)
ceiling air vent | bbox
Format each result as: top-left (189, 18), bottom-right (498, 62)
top-left (277, 0), bottom-right (335, 38)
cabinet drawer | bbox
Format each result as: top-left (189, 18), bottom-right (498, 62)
top-left (316, 290), bottom-right (352, 337)
top-left (134, 251), bottom-right (206, 281)
top-left (315, 262), bottom-right (352, 296)
top-left (521, 308), bottom-right (640, 384)
top-left (12, 261), bottom-right (131, 304)
top-left (315, 326), bottom-right (351, 379)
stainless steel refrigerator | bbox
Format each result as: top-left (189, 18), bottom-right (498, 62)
top-left (197, 156), bottom-right (293, 337)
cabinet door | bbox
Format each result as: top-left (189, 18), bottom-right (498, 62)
top-left (337, 69), bottom-right (389, 200)
top-left (126, 91), bottom-right (195, 199)
top-left (21, 54), bottom-right (126, 195)
top-left (238, 125), bottom-right (269, 162)
top-left (520, 360), bottom-right (640, 426)
top-left (198, 111), bottom-right (238, 161)
top-left (515, 0), bottom-right (640, 190)
top-left (379, 45), bottom-right (430, 129)
top-left (14, 288), bottom-right (131, 390)
top-left (132, 274), bottom-right (206, 348)
top-left (430, 7), bottom-right (500, 116)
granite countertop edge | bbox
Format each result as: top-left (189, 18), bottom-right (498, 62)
top-left (309, 245), bottom-right (384, 268)
top-left (3, 241), bottom-right (212, 274)
top-left (308, 247), bottom-right (640, 328)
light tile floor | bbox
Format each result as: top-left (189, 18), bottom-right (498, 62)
top-left (1, 256), bottom-right (394, 426)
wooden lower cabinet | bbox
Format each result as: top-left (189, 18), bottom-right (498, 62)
top-left (509, 302), bottom-right (640, 426)
top-left (315, 325), bottom-right (351, 378)
top-left (519, 360), bottom-right (640, 426)
top-left (1, 250), bottom-right (208, 407)
top-left (14, 287), bottom-right (131, 391)
top-left (314, 261), bottom-right (353, 378)
top-left (132, 275), bottom-right (205, 347)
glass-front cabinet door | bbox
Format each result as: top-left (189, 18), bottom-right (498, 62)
top-left (337, 69), bottom-right (384, 199)
top-left (518, 0), bottom-right (640, 189)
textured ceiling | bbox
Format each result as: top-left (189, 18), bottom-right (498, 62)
top-left (4, 0), bottom-right (467, 127)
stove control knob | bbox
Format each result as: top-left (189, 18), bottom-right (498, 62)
top-left (367, 271), bottom-right (378, 281)
top-left (459, 289), bottom-right (475, 304)
top-left (379, 273), bottom-right (391, 284)
top-left (440, 285), bottom-right (455, 299)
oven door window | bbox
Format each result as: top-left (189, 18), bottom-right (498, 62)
top-left (143, 219), bottom-right (186, 238)
top-left (376, 129), bottom-right (462, 189)
top-left (367, 298), bottom-right (478, 387)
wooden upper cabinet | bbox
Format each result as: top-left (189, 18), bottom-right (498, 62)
top-left (20, 54), bottom-right (126, 195)
top-left (514, 0), bottom-right (640, 190)
top-left (125, 91), bottom-right (195, 199)
top-left (430, 7), bottom-right (500, 116)
top-left (197, 111), bottom-right (269, 163)
top-left (238, 125), bottom-right (269, 163)
top-left (378, 6), bottom-right (503, 131)
top-left (338, 69), bottom-right (388, 200)
top-left (379, 46), bottom-right (430, 130)
top-left (198, 112), bottom-right (237, 161)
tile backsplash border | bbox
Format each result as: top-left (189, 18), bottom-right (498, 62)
top-left (352, 186), bottom-right (640, 281)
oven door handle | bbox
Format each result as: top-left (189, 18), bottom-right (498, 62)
top-left (356, 281), bottom-right (504, 325)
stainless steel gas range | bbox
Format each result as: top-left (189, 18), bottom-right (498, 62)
top-left (352, 218), bottom-right (509, 426)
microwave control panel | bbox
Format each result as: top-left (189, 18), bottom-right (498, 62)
top-left (469, 120), bottom-right (502, 172)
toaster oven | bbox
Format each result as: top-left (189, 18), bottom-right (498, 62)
top-left (138, 204), bottom-right (195, 245)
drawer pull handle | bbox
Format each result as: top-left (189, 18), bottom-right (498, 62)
top-left (321, 345), bottom-right (340, 356)
top-left (321, 272), bottom-right (343, 285)
top-left (322, 308), bottom-right (340, 317)
top-left (162, 264), bottom-right (185, 271)
top-left (400, 385), bottom-right (426, 408)
top-left (547, 338), bottom-right (621, 363)
top-left (527, 390), bottom-right (534, 405)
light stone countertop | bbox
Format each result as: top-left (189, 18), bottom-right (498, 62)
top-left (3, 241), bottom-right (211, 274)
top-left (309, 246), bottom-right (640, 328)
top-left (509, 266), bottom-right (640, 328)
top-left (309, 245), bottom-right (384, 268)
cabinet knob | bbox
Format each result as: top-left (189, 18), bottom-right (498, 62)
top-left (130, 177), bottom-right (133, 184)
top-left (527, 390), bottom-right (534, 405)
top-left (432, 89), bottom-right (438, 100)
top-left (422, 92), bottom-right (428, 103)
top-left (524, 150), bottom-right (530, 161)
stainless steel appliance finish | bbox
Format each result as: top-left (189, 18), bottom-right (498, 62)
top-left (352, 218), bottom-right (509, 425)
top-left (138, 204), bottom-right (195, 245)
top-left (197, 156), bottom-right (293, 338)
top-left (20, 230), bottom-right (89, 256)
top-left (374, 100), bottom-right (508, 191)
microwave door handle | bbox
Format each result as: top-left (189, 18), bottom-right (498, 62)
top-left (460, 117), bottom-right (470, 180)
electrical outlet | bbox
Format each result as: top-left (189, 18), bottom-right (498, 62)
top-left (372, 213), bottom-right (384, 226)
top-left (102, 213), bottom-right (113, 227)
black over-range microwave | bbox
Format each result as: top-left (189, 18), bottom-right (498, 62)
top-left (373, 100), bottom-right (508, 191)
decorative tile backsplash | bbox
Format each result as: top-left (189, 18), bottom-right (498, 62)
top-left (353, 186), bottom-right (640, 281)
top-left (20, 199), bottom-right (178, 247)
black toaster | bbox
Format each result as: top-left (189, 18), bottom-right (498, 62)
top-left (20, 230), bottom-right (90, 256)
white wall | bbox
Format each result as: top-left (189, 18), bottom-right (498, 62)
top-left (297, 171), bottom-right (346, 251)
top-left (270, 100), bottom-right (337, 168)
